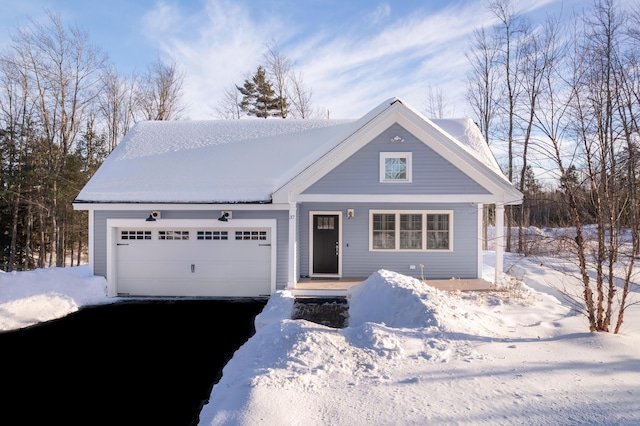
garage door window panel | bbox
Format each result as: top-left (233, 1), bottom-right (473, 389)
top-left (121, 230), bottom-right (151, 240)
top-left (197, 231), bottom-right (228, 240)
top-left (159, 230), bottom-right (190, 240)
top-left (235, 231), bottom-right (267, 241)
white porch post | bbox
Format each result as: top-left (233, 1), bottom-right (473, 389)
top-left (495, 203), bottom-right (505, 284)
top-left (88, 209), bottom-right (95, 275)
top-left (477, 204), bottom-right (484, 279)
top-left (287, 202), bottom-right (297, 289)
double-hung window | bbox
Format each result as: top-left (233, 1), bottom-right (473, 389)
top-left (370, 211), bottom-right (452, 251)
top-left (380, 152), bottom-right (412, 183)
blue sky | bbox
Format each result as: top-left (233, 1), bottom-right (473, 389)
top-left (0, 0), bottom-right (603, 120)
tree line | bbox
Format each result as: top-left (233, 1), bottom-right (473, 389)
top-left (0, 11), bottom-right (185, 271)
top-left (465, 0), bottom-right (640, 332)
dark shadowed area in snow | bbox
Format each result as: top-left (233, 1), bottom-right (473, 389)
top-left (0, 299), bottom-right (266, 426)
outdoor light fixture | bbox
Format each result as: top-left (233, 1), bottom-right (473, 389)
top-left (347, 209), bottom-right (355, 219)
top-left (218, 212), bottom-right (229, 222)
top-left (145, 213), bottom-right (156, 222)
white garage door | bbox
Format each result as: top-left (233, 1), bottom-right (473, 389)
top-left (115, 227), bottom-right (272, 297)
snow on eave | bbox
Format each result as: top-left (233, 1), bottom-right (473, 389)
top-left (75, 118), bottom-right (359, 204)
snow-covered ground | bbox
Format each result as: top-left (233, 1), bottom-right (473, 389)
top-left (1, 248), bottom-right (639, 425)
top-left (0, 266), bottom-right (110, 331)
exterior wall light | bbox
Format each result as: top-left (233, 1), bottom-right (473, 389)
top-left (347, 209), bottom-right (355, 219)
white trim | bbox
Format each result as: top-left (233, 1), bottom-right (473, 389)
top-left (105, 218), bottom-right (277, 297)
top-left (477, 204), bottom-right (483, 279)
top-left (295, 194), bottom-right (508, 203)
top-left (369, 209), bottom-right (454, 252)
top-left (308, 211), bottom-right (343, 278)
top-left (73, 202), bottom-right (290, 211)
top-left (88, 210), bottom-right (95, 275)
top-left (287, 202), bottom-right (297, 288)
top-left (379, 152), bottom-right (412, 183)
top-left (495, 204), bottom-right (505, 284)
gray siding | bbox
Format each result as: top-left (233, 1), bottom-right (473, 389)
top-left (299, 202), bottom-right (479, 280)
top-left (303, 123), bottom-right (489, 195)
top-left (93, 209), bottom-right (289, 289)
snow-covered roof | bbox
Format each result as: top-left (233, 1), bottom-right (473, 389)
top-left (74, 98), bottom-right (507, 204)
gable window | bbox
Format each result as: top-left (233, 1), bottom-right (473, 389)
top-left (380, 152), bottom-right (412, 183)
top-left (370, 211), bottom-right (452, 251)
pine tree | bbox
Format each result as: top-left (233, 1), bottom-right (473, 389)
top-left (236, 66), bottom-right (287, 118)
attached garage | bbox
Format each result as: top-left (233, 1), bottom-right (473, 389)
top-left (106, 219), bottom-right (276, 297)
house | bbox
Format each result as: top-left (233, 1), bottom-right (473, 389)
top-left (73, 98), bottom-right (522, 298)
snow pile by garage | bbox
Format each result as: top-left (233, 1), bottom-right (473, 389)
top-left (0, 266), bottom-right (108, 331)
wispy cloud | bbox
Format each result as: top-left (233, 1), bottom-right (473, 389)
top-left (141, 0), bottom-right (560, 120)
top-left (364, 3), bottom-right (391, 25)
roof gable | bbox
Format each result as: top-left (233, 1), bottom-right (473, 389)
top-left (301, 123), bottom-right (490, 196)
top-left (272, 99), bottom-right (522, 204)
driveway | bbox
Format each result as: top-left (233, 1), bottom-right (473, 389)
top-left (1, 299), bottom-right (266, 426)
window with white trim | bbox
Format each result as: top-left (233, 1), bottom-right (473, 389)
top-left (380, 152), bottom-right (412, 182)
top-left (427, 214), bottom-right (450, 250)
top-left (370, 211), bottom-right (452, 251)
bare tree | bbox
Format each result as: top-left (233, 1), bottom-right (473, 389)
top-left (288, 71), bottom-right (314, 119)
top-left (466, 26), bottom-right (499, 145)
top-left (466, 26), bottom-right (501, 250)
top-left (263, 41), bottom-right (291, 118)
top-left (98, 67), bottom-right (136, 150)
top-left (224, 41), bottom-right (315, 119)
top-left (534, 0), bottom-right (639, 333)
top-left (424, 84), bottom-right (448, 119)
top-left (136, 56), bottom-right (185, 121)
top-left (489, 0), bottom-right (529, 253)
top-left (214, 84), bottom-right (244, 119)
top-left (10, 10), bottom-right (107, 266)
top-left (516, 16), bottom-right (560, 253)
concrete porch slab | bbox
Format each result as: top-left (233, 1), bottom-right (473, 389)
top-left (291, 277), bottom-right (494, 297)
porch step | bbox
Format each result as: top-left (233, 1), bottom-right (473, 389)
top-left (292, 297), bottom-right (349, 329)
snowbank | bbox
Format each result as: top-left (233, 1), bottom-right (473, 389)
top-left (198, 266), bottom-right (640, 426)
top-left (0, 266), bottom-right (108, 331)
